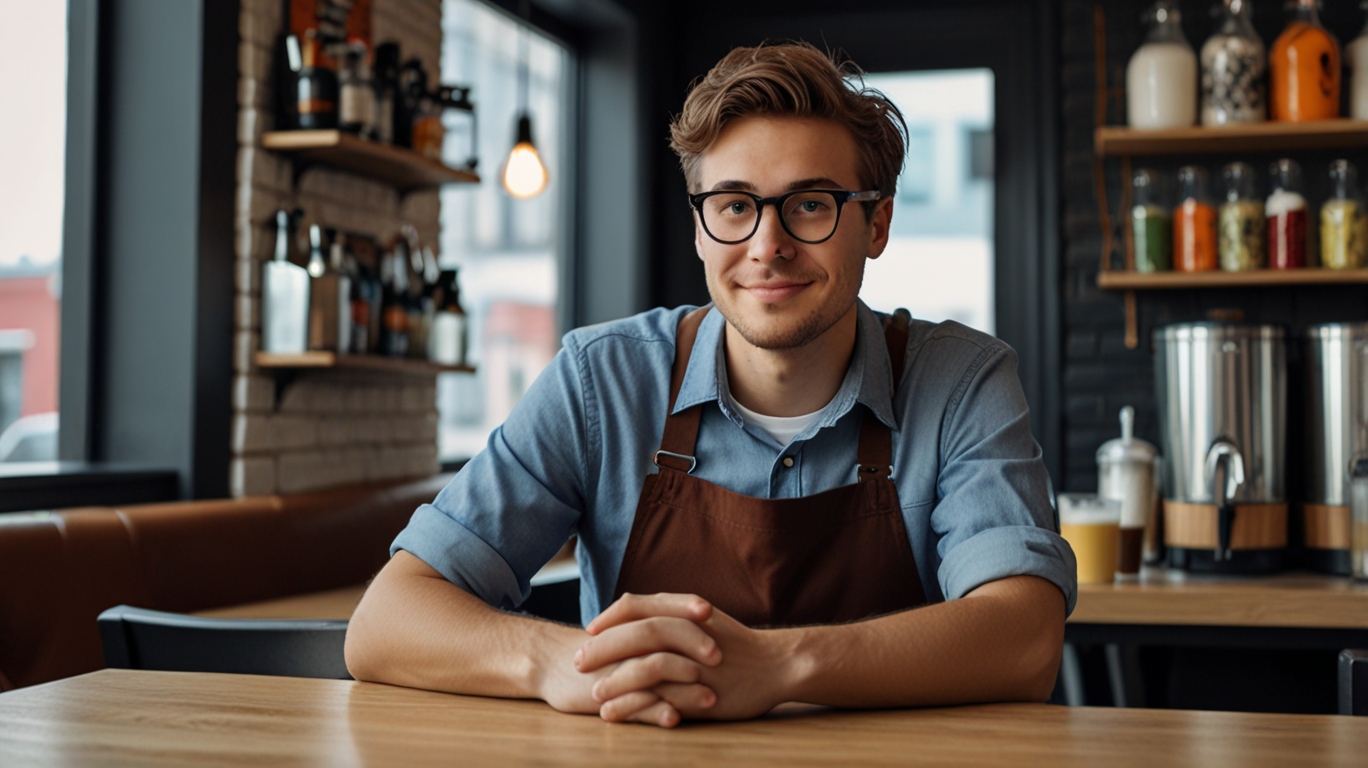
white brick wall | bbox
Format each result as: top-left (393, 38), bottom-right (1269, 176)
top-left (230, 0), bottom-right (446, 497)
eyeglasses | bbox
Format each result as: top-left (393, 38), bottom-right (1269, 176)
top-left (688, 189), bottom-right (882, 245)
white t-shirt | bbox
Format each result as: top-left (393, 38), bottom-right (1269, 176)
top-left (730, 396), bottom-right (825, 446)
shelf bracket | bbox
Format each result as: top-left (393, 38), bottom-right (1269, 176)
top-left (271, 367), bottom-right (302, 410)
top-left (1124, 290), bottom-right (1138, 349)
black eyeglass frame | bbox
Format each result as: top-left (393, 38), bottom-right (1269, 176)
top-left (688, 189), bottom-right (882, 245)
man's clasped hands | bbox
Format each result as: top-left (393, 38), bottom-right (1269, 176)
top-left (537, 593), bottom-right (803, 728)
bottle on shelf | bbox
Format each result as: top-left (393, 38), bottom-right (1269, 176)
top-left (428, 268), bottom-right (468, 367)
top-left (348, 256), bottom-right (371, 355)
top-left (1219, 162), bottom-right (1266, 271)
top-left (1174, 166), bottom-right (1217, 272)
top-left (439, 86), bottom-right (478, 171)
top-left (261, 209), bottom-right (310, 354)
top-left (1267, 158), bottom-right (1309, 269)
top-left (295, 29), bottom-right (339, 130)
top-left (1321, 159), bottom-right (1368, 269)
top-left (412, 89), bottom-right (446, 161)
top-left (394, 58), bottom-right (427, 150)
top-left (380, 243), bottom-right (410, 357)
top-left (372, 42), bottom-right (400, 144)
top-left (1127, 1), bottom-right (1198, 130)
top-left (1201, 0), bottom-right (1267, 126)
top-left (1350, 3), bottom-right (1368, 119)
top-left (1132, 168), bottom-right (1172, 273)
top-left (306, 226), bottom-right (352, 353)
top-left (338, 42), bottom-right (375, 136)
top-left (1270, 0), bottom-right (1340, 122)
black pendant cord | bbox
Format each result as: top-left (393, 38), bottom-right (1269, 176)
top-left (517, 0), bottom-right (531, 118)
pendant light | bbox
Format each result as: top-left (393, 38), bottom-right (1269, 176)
top-left (502, 2), bottom-right (548, 199)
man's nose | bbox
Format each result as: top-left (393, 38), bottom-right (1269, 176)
top-left (747, 203), bottom-right (796, 263)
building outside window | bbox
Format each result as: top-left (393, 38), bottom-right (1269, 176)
top-left (0, 1), bottom-right (66, 462)
top-left (436, 0), bottom-right (570, 462)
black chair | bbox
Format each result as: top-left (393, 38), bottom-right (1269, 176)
top-left (521, 573), bottom-right (581, 625)
top-left (1340, 649), bottom-right (1368, 716)
top-left (97, 605), bottom-right (351, 680)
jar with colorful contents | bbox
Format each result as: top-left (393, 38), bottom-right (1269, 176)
top-left (1219, 162), bottom-right (1266, 271)
top-left (1270, 0), bottom-right (1341, 122)
top-left (1321, 160), bottom-right (1368, 270)
top-left (1132, 168), bottom-right (1172, 272)
top-left (1127, 1), bottom-right (1198, 129)
top-left (1267, 159), bottom-right (1308, 269)
top-left (1174, 166), bottom-right (1217, 272)
top-left (1201, 0), bottom-right (1267, 126)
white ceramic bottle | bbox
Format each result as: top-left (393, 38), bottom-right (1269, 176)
top-left (1127, 1), bottom-right (1198, 129)
top-left (1350, 7), bottom-right (1368, 119)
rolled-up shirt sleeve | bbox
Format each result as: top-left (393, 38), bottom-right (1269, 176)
top-left (391, 338), bottom-right (590, 610)
top-left (930, 344), bottom-right (1078, 615)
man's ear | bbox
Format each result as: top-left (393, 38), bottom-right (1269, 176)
top-left (695, 215), bottom-right (706, 260)
top-left (866, 197), bottom-right (894, 260)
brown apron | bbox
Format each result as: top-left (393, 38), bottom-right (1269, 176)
top-left (612, 307), bottom-right (927, 627)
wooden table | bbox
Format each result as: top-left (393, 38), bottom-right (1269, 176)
top-left (1, 669), bottom-right (1364, 766)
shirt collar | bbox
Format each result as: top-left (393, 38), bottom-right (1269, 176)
top-left (671, 301), bottom-right (898, 432)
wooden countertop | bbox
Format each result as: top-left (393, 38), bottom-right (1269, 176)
top-left (1, 669), bottom-right (1364, 767)
top-left (1069, 568), bottom-right (1368, 629)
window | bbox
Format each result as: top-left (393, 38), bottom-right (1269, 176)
top-left (858, 69), bottom-right (995, 335)
top-left (436, 0), bottom-right (571, 461)
top-left (0, 1), bottom-right (66, 462)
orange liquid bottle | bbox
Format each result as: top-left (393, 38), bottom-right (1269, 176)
top-left (1174, 166), bottom-right (1218, 271)
top-left (1270, 0), bottom-right (1341, 122)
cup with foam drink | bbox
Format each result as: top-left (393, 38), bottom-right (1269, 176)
top-left (1058, 493), bottom-right (1122, 585)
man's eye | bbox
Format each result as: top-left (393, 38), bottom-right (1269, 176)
top-left (726, 202), bottom-right (751, 215)
top-left (801, 201), bottom-right (822, 212)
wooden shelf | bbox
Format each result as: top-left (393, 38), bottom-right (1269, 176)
top-left (1096, 119), bottom-right (1368, 157)
top-left (260, 130), bottom-right (480, 192)
top-left (254, 351), bottom-right (475, 376)
top-left (1098, 268), bottom-right (1368, 290)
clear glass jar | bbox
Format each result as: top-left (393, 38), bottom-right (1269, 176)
top-left (1271, 0), bottom-right (1341, 122)
top-left (1219, 162), bottom-right (1266, 271)
top-left (1267, 158), bottom-right (1309, 269)
top-left (1322, 160), bottom-right (1368, 269)
top-left (1350, 4), bottom-right (1368, 119)
top-left (1127, 1), bottom-right (1198, 129)
top-left (1202, 0), bottom-right (1267, 125)
top-left (1133, 168), bottom-right (1172, 273)
top-left (1174, 165), bottom-right (1217, 271)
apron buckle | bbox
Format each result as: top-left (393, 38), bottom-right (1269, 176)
top-left (857, 464), bottom-right (892, 480)
top-left (654, 450), bottom-right (698, 474)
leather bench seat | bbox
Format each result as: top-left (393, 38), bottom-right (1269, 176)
top-left (0, 474), bottom-right (450, 691)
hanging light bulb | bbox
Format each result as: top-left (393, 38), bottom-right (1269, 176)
top-left (502, 113), bottom-right (548, 199)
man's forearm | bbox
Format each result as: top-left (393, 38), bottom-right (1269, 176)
top-left (780, 575), bottom-right (1065, 708)
top-left (344, 550), bottom-right (579, 700)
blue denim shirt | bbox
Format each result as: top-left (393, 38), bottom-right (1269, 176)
top-left (392, 302), bottom-right (1077, 624)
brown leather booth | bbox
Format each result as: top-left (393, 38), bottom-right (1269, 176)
top-left (0, 474), bottom-right (451, 691)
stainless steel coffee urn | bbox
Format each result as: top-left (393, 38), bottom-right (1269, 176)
top-left (1303, 323), bottom-right (1368, 575)
top-left (1154, 323), bottom-right (1287, 573)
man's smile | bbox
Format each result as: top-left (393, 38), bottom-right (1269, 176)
top-left (739, 280), bottom-right (813, 303)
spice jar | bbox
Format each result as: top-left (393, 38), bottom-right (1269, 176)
top-left (1174, 166), bottom-right (1217, 272)
top-left (1201, 0), bottom-right (1267, 126)
top-left (1267, 159), bottom-right (1309, 269)
top-left (1127, 1), bottom-right (1198, 129)
top-left (1271, 0), bottom-right (1341, 122)
top-left (1219, 162), bottom-right (1266, 271)
top-left (1321, 160), bottom-right (1368, 270)
top-left (1133, 168), bottom-right (1172, 272)
top-left (1351, 5), bottom-right (1368, 119)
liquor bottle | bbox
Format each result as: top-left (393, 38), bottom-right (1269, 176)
top-left (371, 42), bottom-right (400, 144)
top-left (380, 244), bottom-right (410, 357)
top-left (339, 42), bottom-right (375, 136)
top-left (296, 30), bottom-right (339, 130)
top-left (429, 269), bottom-right (468, 367)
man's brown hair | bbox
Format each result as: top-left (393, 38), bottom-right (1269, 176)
top-left (670, 41), bottom-right (907, 206)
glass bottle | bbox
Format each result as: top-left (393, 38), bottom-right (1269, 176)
top-left (1267, 159), bottom-right (1309, 268)
top-left (1219, 162), bottom-right (1266, 271)
top-left (1270, 0), bottom-right (1341, 122)
top-left (338, 43), bottom-right (374, 136)
top-left (371, 42), bottom-right (400, 144)
top-left (1201, 0), bottom-right (1267, 125)
top-left (412, 91), bottom-right (446, 161)
top-left (1132, 168), bottom-right (1172, 272)
top-left (295, 30), bottom-right (339, 130)
top-left (1321, 160), bottom-right (1368, 269)
top-left (1174, 166), bottom-right (1217, 272)
top-left (1128, 1), bottom-right (1198, 129)
top-left (1350, 3), bottom-right (1368, 119)
top-left (428, 269), bottom-right (469, 367)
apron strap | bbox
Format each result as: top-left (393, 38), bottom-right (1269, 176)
top-left (857, 309), bottom-right (911, 481)
top-left (655, 306), bottom-right (711, 473)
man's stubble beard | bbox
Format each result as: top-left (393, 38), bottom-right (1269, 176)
top-left (704, 259), bottom-right (865, 351)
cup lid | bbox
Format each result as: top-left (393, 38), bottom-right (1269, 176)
top-left (1095, 406), bottom-right (1158, 464)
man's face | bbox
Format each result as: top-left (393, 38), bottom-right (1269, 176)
top-left (693, 116), bottom-right (892, 351)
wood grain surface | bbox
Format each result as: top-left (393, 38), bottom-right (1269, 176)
top-left (1163, 501), bottom-right (1288, 549)
top-left (1070, 568), bottom-right (1368, 628)
top-left (1, 670), bottom-right (1365, 767)
top-left (193, 584), bottom-right (367, 620)
top-left (1304, 504), bottom-right (1352, 550)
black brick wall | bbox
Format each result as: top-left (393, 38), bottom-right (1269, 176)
top-left (1059, 0), bottom-right (1368, 494)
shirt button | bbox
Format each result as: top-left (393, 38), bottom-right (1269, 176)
top-left (782, 457), bottom-right (795, 468)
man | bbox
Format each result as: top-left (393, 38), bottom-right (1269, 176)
top-left (346, 42), bottom-right (1076, 728)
